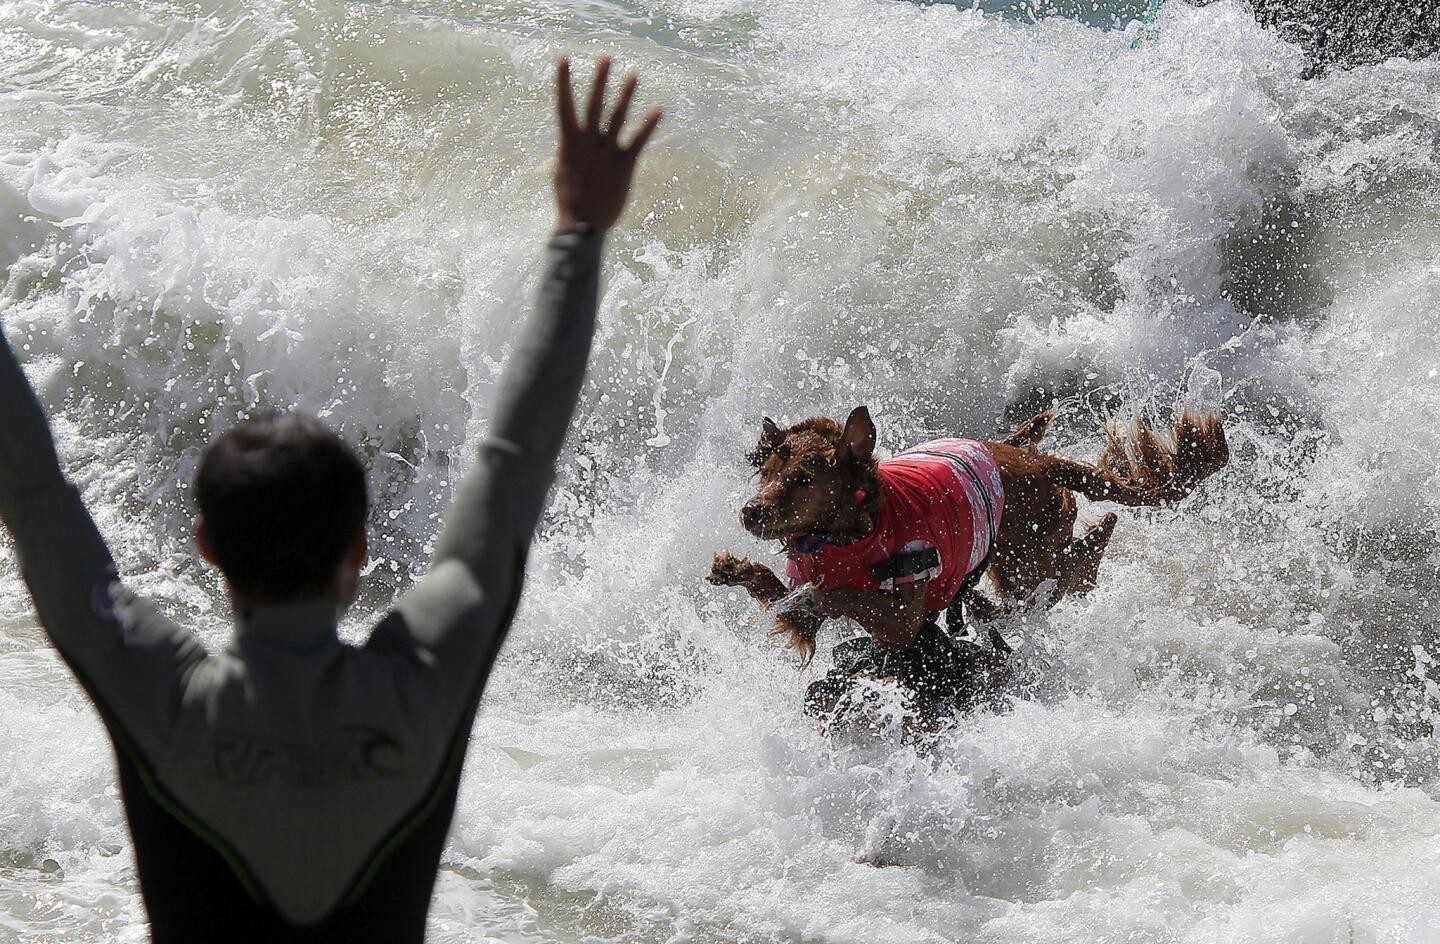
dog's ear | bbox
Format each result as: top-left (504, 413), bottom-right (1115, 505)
top-left (746, 417), bottom-right (785, 467)
top-left (836, 406), bottom-right (876, 464)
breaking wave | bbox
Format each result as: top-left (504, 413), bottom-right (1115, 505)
top-left (1, 0), bottom-right (1438, 940)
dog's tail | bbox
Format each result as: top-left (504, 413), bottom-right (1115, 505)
top-left (1053, 409), bottom-right (1229, 507)
top-left (1004, 410), bottom-right (1055, 448)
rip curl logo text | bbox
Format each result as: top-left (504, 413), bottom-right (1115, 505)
top-left (212, 728), bottom-right (410, 787)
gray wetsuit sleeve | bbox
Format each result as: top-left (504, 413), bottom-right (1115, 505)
top-left (371, 229), bottom-right (603, 696)
top-left (0, 329), bottom-right (205, 758)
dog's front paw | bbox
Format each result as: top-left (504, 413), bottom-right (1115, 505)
top-left (707, 551), bottom-right (752, 587)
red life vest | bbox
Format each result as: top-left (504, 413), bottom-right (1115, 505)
top-left (785, 438), bottom-right (1005, 613)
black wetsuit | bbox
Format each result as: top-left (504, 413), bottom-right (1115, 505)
top-left (0, 230), bottom-right (604, 941)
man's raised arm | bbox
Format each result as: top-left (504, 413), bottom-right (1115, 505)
top-left (379, 57), bottom-right (660, 663)
top-left (0, 329), bottom-right (66, 498)
top-left (435, 56), bottom-right (659, 570)
top-left (0, 325), bottom-right (203, 758)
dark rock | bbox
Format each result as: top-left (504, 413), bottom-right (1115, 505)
top-left (1249, 0), bottom-right (1440, 72)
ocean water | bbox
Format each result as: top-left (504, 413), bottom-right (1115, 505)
top-left (1, 0), bottom-right (1439, 940)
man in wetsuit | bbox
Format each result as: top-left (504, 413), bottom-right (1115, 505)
top-left (0, 57), bottom-right (659, 942)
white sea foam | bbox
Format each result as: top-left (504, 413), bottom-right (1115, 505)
top-left (1, 0), bottom-right (1439, 940)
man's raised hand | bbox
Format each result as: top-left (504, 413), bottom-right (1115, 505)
top-left (554, 56), bottom-right (662, 233)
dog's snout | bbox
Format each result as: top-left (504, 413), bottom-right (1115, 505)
top-left (740, 501), bottom-right (770, 531)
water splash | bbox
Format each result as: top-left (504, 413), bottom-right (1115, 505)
top-left (2, 0), bottom-right (1440, 941)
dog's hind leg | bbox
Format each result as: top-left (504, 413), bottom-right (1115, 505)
top-left (1056, 512), bottom-right (1118, 597)
top-left (1004, 410), bottom-right (1056, 448)
top-left (958, 586), bottom-right (1008, 624)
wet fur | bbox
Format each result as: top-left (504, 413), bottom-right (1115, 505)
top-left (709, 407), bottom-right (1229, 661)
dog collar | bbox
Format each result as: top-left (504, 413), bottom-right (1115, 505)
top-left (791, 533), bottom-right (843, 555)
top-left (792, 534), bottom-right (832, 555)
top-left (791, 488), bottom-right (873, 555)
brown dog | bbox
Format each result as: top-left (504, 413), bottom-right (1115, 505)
top-left (707, 405), bottom-right (1229, 718)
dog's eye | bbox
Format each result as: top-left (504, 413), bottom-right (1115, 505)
top-left (792, 474), bottom-right (813, 488)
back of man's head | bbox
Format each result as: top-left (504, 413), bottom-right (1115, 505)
top-left (195, 412), bottom-right (368, 603)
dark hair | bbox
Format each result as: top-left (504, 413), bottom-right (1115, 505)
top-left (195, 411), bottom-right (368, 601)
